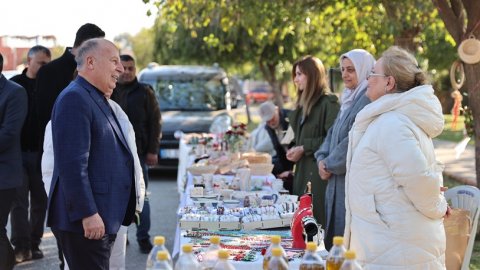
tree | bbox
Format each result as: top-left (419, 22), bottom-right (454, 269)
top-left (433, 0), bottom-right (480, 187)
top-left (148, 0), bottom-right (389, 106)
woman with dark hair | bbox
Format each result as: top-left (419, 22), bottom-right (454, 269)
top-left (287, 56), bottom-right (339, 225)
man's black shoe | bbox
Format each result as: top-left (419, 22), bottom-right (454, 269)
top-left (138, 239), bottom-right (153, 254)
top-left (14, 248), bottom-right (32, 263)
top-left (31, 246), bottom-right (44, 259)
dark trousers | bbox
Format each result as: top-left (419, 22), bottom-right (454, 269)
top-left (10, 152), bottom-right (48, 249)
top-left (53, 229), bottom-right (116, 270)
top-left (136, 157), bottom-right (150, 241)
top-left (0, 188), bottom-right (16, 270)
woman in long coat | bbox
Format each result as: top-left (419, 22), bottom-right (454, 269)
top-left (287, 56), bottom-right (339, 226)
top-left (314, 49), bottom-right (375, 250)
top-left (345, 46), bottom-right (448, 269)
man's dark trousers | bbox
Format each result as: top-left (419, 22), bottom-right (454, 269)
top-left (136, 157), bottom-right (150, 242)
top-left (53, 230), bottom-right (116, 270)
top-left (10, 151), bottom-right (48, 250)
top-left (0, 188), bottom-right (16, 270)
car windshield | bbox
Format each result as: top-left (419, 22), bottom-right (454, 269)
top-left (155, 77), bottom-right (226, 111)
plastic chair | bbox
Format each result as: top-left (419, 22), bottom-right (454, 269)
top-left (444, 185), bottom-right (480, 270)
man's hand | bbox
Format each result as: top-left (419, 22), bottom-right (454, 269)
top-left (145, 153), bottom-right (158, 166)
top-left (286, 146), bottom-right (304, 162)
top-left (318, 160), bottom-right (332, 180)
top-left (82, 213), bottom-right (105, 240)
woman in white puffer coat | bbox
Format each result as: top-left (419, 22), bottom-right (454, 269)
top-left (344, 46), bottom-right (449, 270)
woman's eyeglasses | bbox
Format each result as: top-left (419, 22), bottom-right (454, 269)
top-left (367, 72), bottom-right (388, 80)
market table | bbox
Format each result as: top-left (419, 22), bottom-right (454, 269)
top-left (173, 134), bottom-right (327, 268)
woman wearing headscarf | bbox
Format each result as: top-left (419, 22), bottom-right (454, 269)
top-left (344, 46), bottom-right (448, 269)
top-left (314, 49), bottom-right (375, 250)
top-left (287, 56), bottom-right (339, 225)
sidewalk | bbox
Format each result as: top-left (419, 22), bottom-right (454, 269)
top-left (433, 139), bottom-right (477, 186)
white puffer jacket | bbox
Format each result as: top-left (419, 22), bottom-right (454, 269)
top-left (344, 85), bottom-right (447, 269)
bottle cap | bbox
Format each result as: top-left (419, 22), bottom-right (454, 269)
top-left (306, 242), bottom-right (317, 252)
top-left (154, 236), bottom-right (165, 245)
top-left (333, 236), bottom-right (344, 246)
top-left (344, 250), bottom-right (356, 260)
top-left (210, 236), bottom-right (221, 245)
top-left (157, 251), bottom-right (169, 260)
top-left (182, 244), bottom-right (193, 253)
top-left (218, 249), bottom-right (229, 259)
top-left (272, 247), bottom-right (282, 257)
top-left (271, 235), bottom-right (281, 244)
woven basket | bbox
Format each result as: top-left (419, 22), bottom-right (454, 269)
top-left (187, 165), bottom-right (218, 175)
top-left (241, 152), bottom-right (272, 164)
top-left (249, 163), bottom-right (274, 175)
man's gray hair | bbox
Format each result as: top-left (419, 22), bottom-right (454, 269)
top-left (75, 38), bottom-right (101, 68)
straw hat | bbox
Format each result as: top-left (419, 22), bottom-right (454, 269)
top-left (458, 36), bottom-right (480, 64)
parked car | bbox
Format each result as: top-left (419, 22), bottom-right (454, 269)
top-left (245, 87), bottom-right (274, 104)
top-left (138, 64), bottom-right (246, 167)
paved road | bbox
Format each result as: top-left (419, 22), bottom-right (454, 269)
top-left (10, 170), bottom-right (179, 270)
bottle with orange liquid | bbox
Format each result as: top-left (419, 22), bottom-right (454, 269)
top-left (267, 248), bottom-right (289, 270)
top-left (339, 250), bottom-right (363, 270)
top-left (326, 236), bottom-right (346, 270)
top-left (263, 235), bottom-right (287, 270)
top-left (300, 242), bottom-right (325, 270)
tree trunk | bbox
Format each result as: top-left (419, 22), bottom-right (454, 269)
top-left (259, 59), bottom-right (284, 108)
top-left (464, 63), bottom-right (480, 187)
top-left (433, 0), bottom-right (479, 187)
top-left (394, 28), bottom-right (420, 52)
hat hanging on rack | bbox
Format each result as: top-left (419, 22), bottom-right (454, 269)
top-left (458, 35), bottom-right (480, 64)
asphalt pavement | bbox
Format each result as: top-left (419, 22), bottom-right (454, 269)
top-left (9, 170), bottom-right (179, 270)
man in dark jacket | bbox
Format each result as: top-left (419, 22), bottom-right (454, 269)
top-left (35, 23), bottom-right (104, 270)
top-left (10, 45), bottom-right (51, 262)
top-left (258, 101), bottom-right (293, 175)
top-left (0, 52), bottom-right (28, 270)
top-left (111, 54), bottom-right (162, 254)
top-left (36, 23), bottom-right (105, 149)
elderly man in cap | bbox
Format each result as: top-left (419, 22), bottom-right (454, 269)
top-left (250, 101), bottom-right (293, 177)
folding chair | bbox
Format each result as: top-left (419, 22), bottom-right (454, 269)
top-left (444, 185), bottom-right (480, 270)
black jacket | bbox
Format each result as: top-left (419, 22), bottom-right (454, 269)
top-left (36, 48), bottom-right (77, 146)
top-left (0, 75), bottom-right (27, 189)
top-left (111, 78), bottom-right (162, 156)
top-left (10, 69), bottom-right (40, 151)
top-left (266, 109), bottom-right (293, 175)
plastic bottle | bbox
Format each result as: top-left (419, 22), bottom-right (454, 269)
top-left (147, 236), bottom-right (173, 269)
top-left (201, 236), bottom-right (221, 270)
top-left (212, 249), bottom-right (236, 270)
top-left (339, 250), bottom-right (363, 270)
top-left (263, 235), bottom-right (287, 270)
top-left (152, 251), bottom-right (173, 270)
top-left (267, 247), bottom-right (289, 270)
top-left (300, 242), bottom-right (325, 270)
top-left (326, 236), bottom-right (346, 270)
top-left (174, 244), bottom-right (200, 270)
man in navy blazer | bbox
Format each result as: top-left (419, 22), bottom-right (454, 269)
top-left (0, 53), bottom-right (28, 270)
top-left (48, 39), bottom-right (136, 270)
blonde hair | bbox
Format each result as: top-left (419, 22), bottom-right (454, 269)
top-left (381, 46), bottom-right (429, 92)
top-left (292, 56), bottom-right (330, 119)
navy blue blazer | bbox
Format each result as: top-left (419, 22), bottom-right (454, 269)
top-left (0, 75), bottom-right (27, 189)
top-left (47, 76), bottom-right (135, 234)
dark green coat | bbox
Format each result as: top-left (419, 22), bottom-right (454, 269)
top-left (288, 94), bottom-right (339, 226)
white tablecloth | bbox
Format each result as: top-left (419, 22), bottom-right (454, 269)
top-left (178, 230), bottom-right (302, 270)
